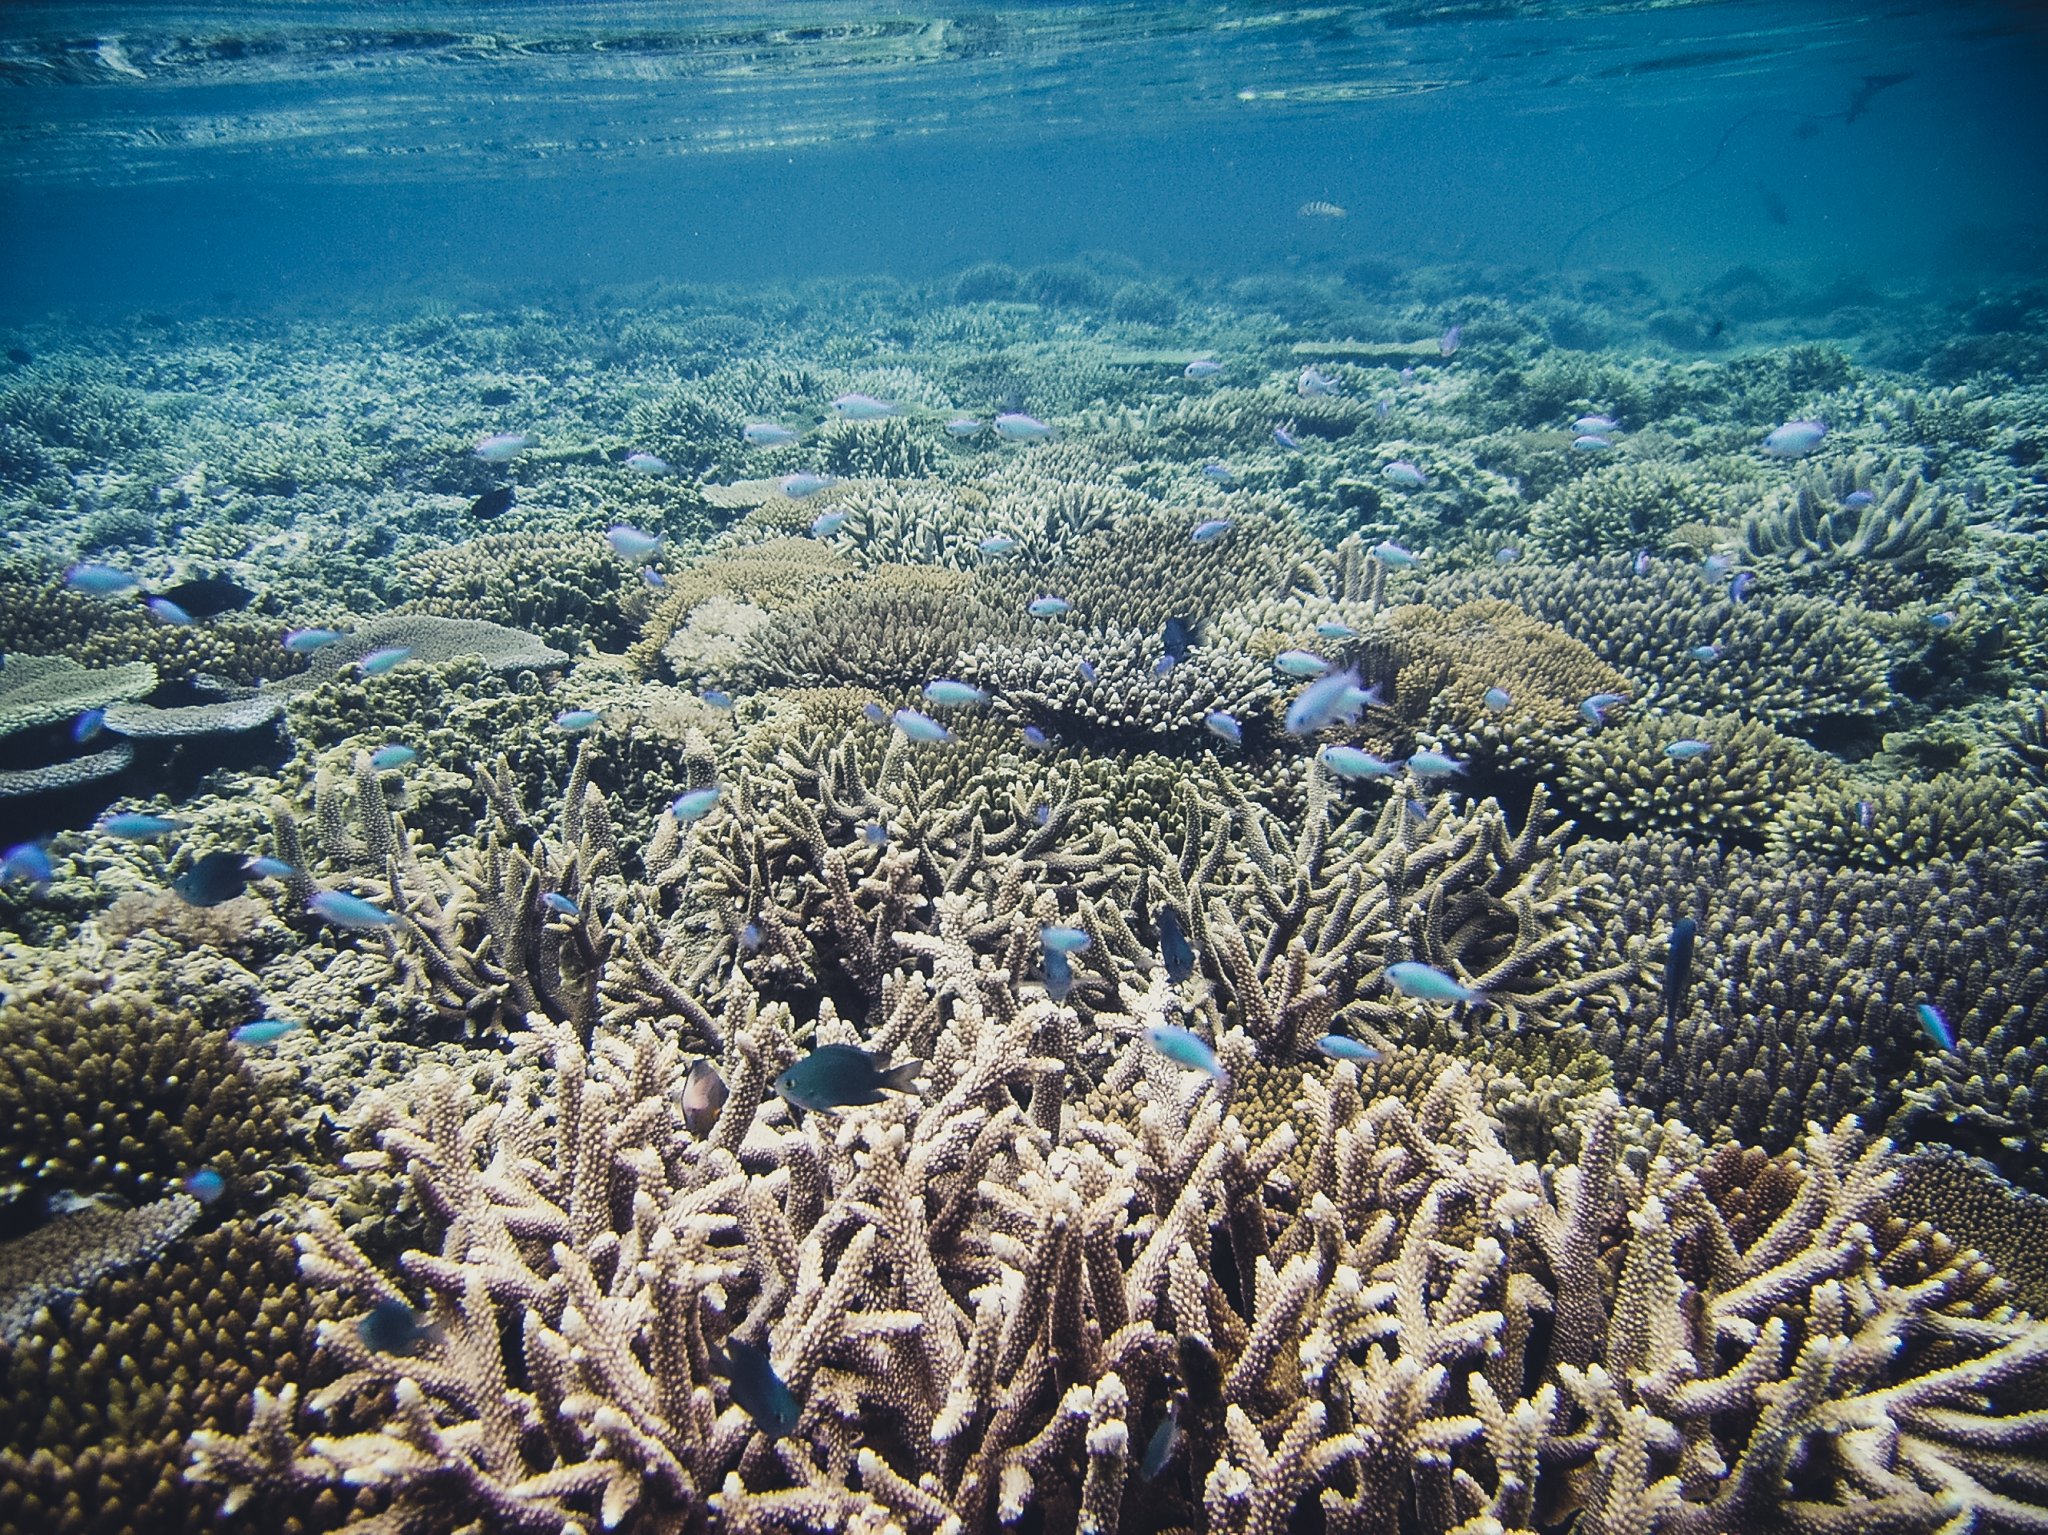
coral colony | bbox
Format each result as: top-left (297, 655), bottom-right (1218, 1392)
top-left (1, 258), bottom-right (2047, 1535)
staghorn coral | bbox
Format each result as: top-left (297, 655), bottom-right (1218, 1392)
top-left (1576, 835), bottom-right (2048, 1189)
top-left (187, 1024), bottom-right (2048, 1535)
top-left (733, 563), bottom-right (997, 692)
top-left (1741, 452), bottom-right (1960, 576)
top-left (1530, 458), bottom-right (1732, 559)
top-left (963, 624), bottom-right (1276, 745)
top-left (1560, 710), bottom-right (1842, 844)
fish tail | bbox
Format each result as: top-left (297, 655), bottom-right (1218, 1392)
top-left (879, 1059), bottom-right (922, 1094)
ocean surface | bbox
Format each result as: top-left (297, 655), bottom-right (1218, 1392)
top-left (3, 3), bottom-right (2048, 1534)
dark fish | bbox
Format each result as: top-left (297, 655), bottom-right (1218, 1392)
top-left (1844, 72), bottom-right (1909, 125)
top-left (1177, 1332), bottom-right (1222, 1408)
top-left (157, 574), bottom-right (254, 618)
top-left (715, 1337), bottom-right (800, 1438)
top-left (469, 485), bottom-right (515, 519)
top-left (358, 1298), bottom-right (437, 1356)
top-left (1138, 1398), bottom-right (1182, 1481)
top-left (681, 1058), bottom-right (728, 1137)
top-left (1157, 903), bottom-right (1195, 984)
top-left (1756, 184), bottom-right (1789, 226)
top-left (1664, 917), bottom-right (1698, 1025)
top-left (171, 850), bottom-right (254, 907)
top-left (1162, 616), bottom-right (1194, 662)
top-left (5, 347), bottom-right (29, 366)
top-left (480, 385), bottom-right (515, 407)
top-left (773, 1044), bottom-right (919, 1114)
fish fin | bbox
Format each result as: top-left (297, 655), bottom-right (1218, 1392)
top-left (878, 1059), bottom-right (922, 1094)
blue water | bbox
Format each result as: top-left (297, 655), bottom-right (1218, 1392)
top-left (2, 1), bottom-right (2043, 312)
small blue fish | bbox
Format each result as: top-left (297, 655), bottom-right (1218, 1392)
top-left (1315, 622), bottom-right (1357, 640)
top-left (1439, 324), bottom-right (1463, 357)
top-left (1375, 395), bottom-right (1392, 420)
top-left (716, 1338), bottom-right (801, 1439)
top-left (1633, 550), bottom-right (1653, 577)
top-left (1926, 611), bottom-right (1955, 633)
top-left (861, 823), bottom-right (889, 846)
top-left (65, 563), bottom-right (139, 596)
top-left (743, 421), bottom-right (798, 446)
top-left (1184, 358), bottom-right (1222, 378)
top-left (893, 708), bottom-right (952, 744)
top-left (606, 525), bottom-right (664, 559)
top-left (1728, 571), bottom-right (1757, 605)
top-left (1371, 541), bottom-right (1421, 567)
top-left (1385, 961), bottom-right (1483, 1005)
top-left (1285, 668), bottom-right (1372, 736)
top-left (357, 646), bottom-right (413, 677)
top-left (308, 890), bottom-right (399, 930)
top-left (1200, 463), bottom-right (1235, 484)
top-left (624, 451), bottom-right (670, 476)
top-left (739, 921), bottom-right (762, 952)
top-left (1273, 424), bottom-right (1302, 451)
top-left (1916, 1002), bottom-right (1954, 1052)
top-left (1856, 799), bottom-right (1876, 830)
top-left (1573, 414), bottom-right (1619, 435)
top-left (1276, 649), bottom-right (1331, 678)
top-left (1157, 903), bottom-right (1196, 983)
top-left (1495, 547), bottom-right (1522, 563)
top-left (1580, 692), bottom-right (1626, 726)
top-left (1842, 489), bottom-right (1876, 509)
top-left (994, 412), bottom-right (1053, 442)
top-left (283, 627), bottom-right (342, 653)
top-left (183, 1169), bottom-right (227, 1205)
top-left (1299, 366), bottom-right (1341, 397)
top-left (541, 892), bottom-right (580, 917)
top-left (145, 596), bottom-right (194, 626)
top-left (1483, 687), bottom-right (1511, 713)
top-left (642, 566), bottom-right (668, 589)
top-left (945, 417), bottom-right (983, 437)
top-left (1077, 659), bottom-right (1098, 683)
top-left (358, 1299), bottom-right (438, 1356)
top-left (1153, 655), bottom-right (1177, 677)
top-left (1020, 725), bottom-right (1052, 751)
top-left (102, 812), bottom-right (179, 839)
top-left (923, 679), bottom-right (988, 708)
top-left (1044, 946), bottom-right (1074, 1002)
top-left (672, 786), bottom-right (723, 821)
top-left (1191, 518), bottom-right (1234, 542)
top-left (774, 1044), bottom-right (919, 1113)
top-left (232, 1018), bottom-right (302, 1045)
top-left (554, 709), bottom-right (601, 733)
top-left (72, 708), bottom-right (105, 743)
top-left (977, 535), bottom-right (1019, 556)
top-left (1203, 712), bottom-right (1241, 745)
top-left (1138, 1400), bottom-right (1182, 1481)
top-left (861, 702), bottom-right (887, 724)
top-left (1404, 751), bottom-right (1466, 779)
top-left (1380, 462), bottom-right (1425, 489)
top-left (476, 432), bottom-right (529, 461)
top-left (2, 843), bottom-right (53, 890)
top-left (1690, 644), bottom-right (1721, 663)
top-left (1664, 739), bottom-right (1713, 760)
top-left (1322, 745), bottom-right (1398, 780)
top-left (1763, 420), bottom-right (1827, 458)
top-left (1703, 554), bottom-right (1734, 577)
top-left (1028, 596), bottom-right (1071, 619)
top-left (702, 689), bottom-right (734, 709)
top-left (369, 744), bottom-right (417, 770)
top-left (1571, 435), bottom-right (1612, 452)
top-left (1144, 1024), bottom-right (1228, 1086)
top-left (1315, 1034), bottom-right (1381, 1063)
top-left (1041, 925), bottom-right (1091, 954)
top-left (809, 508), bottom-right (848, 537)
top-left (832, 393), bottom-right (899, 420)
top-left (242, 856), bottom-right (297, 880)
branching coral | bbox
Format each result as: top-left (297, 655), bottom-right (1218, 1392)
top-left (1530, 459), bottom-right (1731, 559)
top-left (1561, 710), bottom-right (1842, 844)
top-left (1742, 452), bottom-right (1960, 576)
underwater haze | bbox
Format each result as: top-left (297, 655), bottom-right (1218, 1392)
top-left (5, 4), bottom-right (2048, 1535)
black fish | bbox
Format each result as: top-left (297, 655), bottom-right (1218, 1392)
top-left (773, 1044), bottom-right (919, 1114)
top-left (1157, 903), bottom-right (1196, 984)
top-left (480, 385), bottom-right (515, 407)
top-left (1162, 616), bottom-right (1195, 661)
top-left (716, 1337), bottom-right (800, 1438)
top-left (469, 485), bottom-right (515, 519)
top-left (158, 574), bottom-right (254, 618)
top-left (1844, 72), bottom-right (1909, 125)
top-left (1177, 1332), bottom-right (1222, 1409)
top-left (358, 1298), bottom-right (438, 1356)
top-left (1664, 917), bottom-right (1699, 1025)
top-left (5, 347), bottom-right (29, 366)
top-left (171, 850), bottom-right (254, 907)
